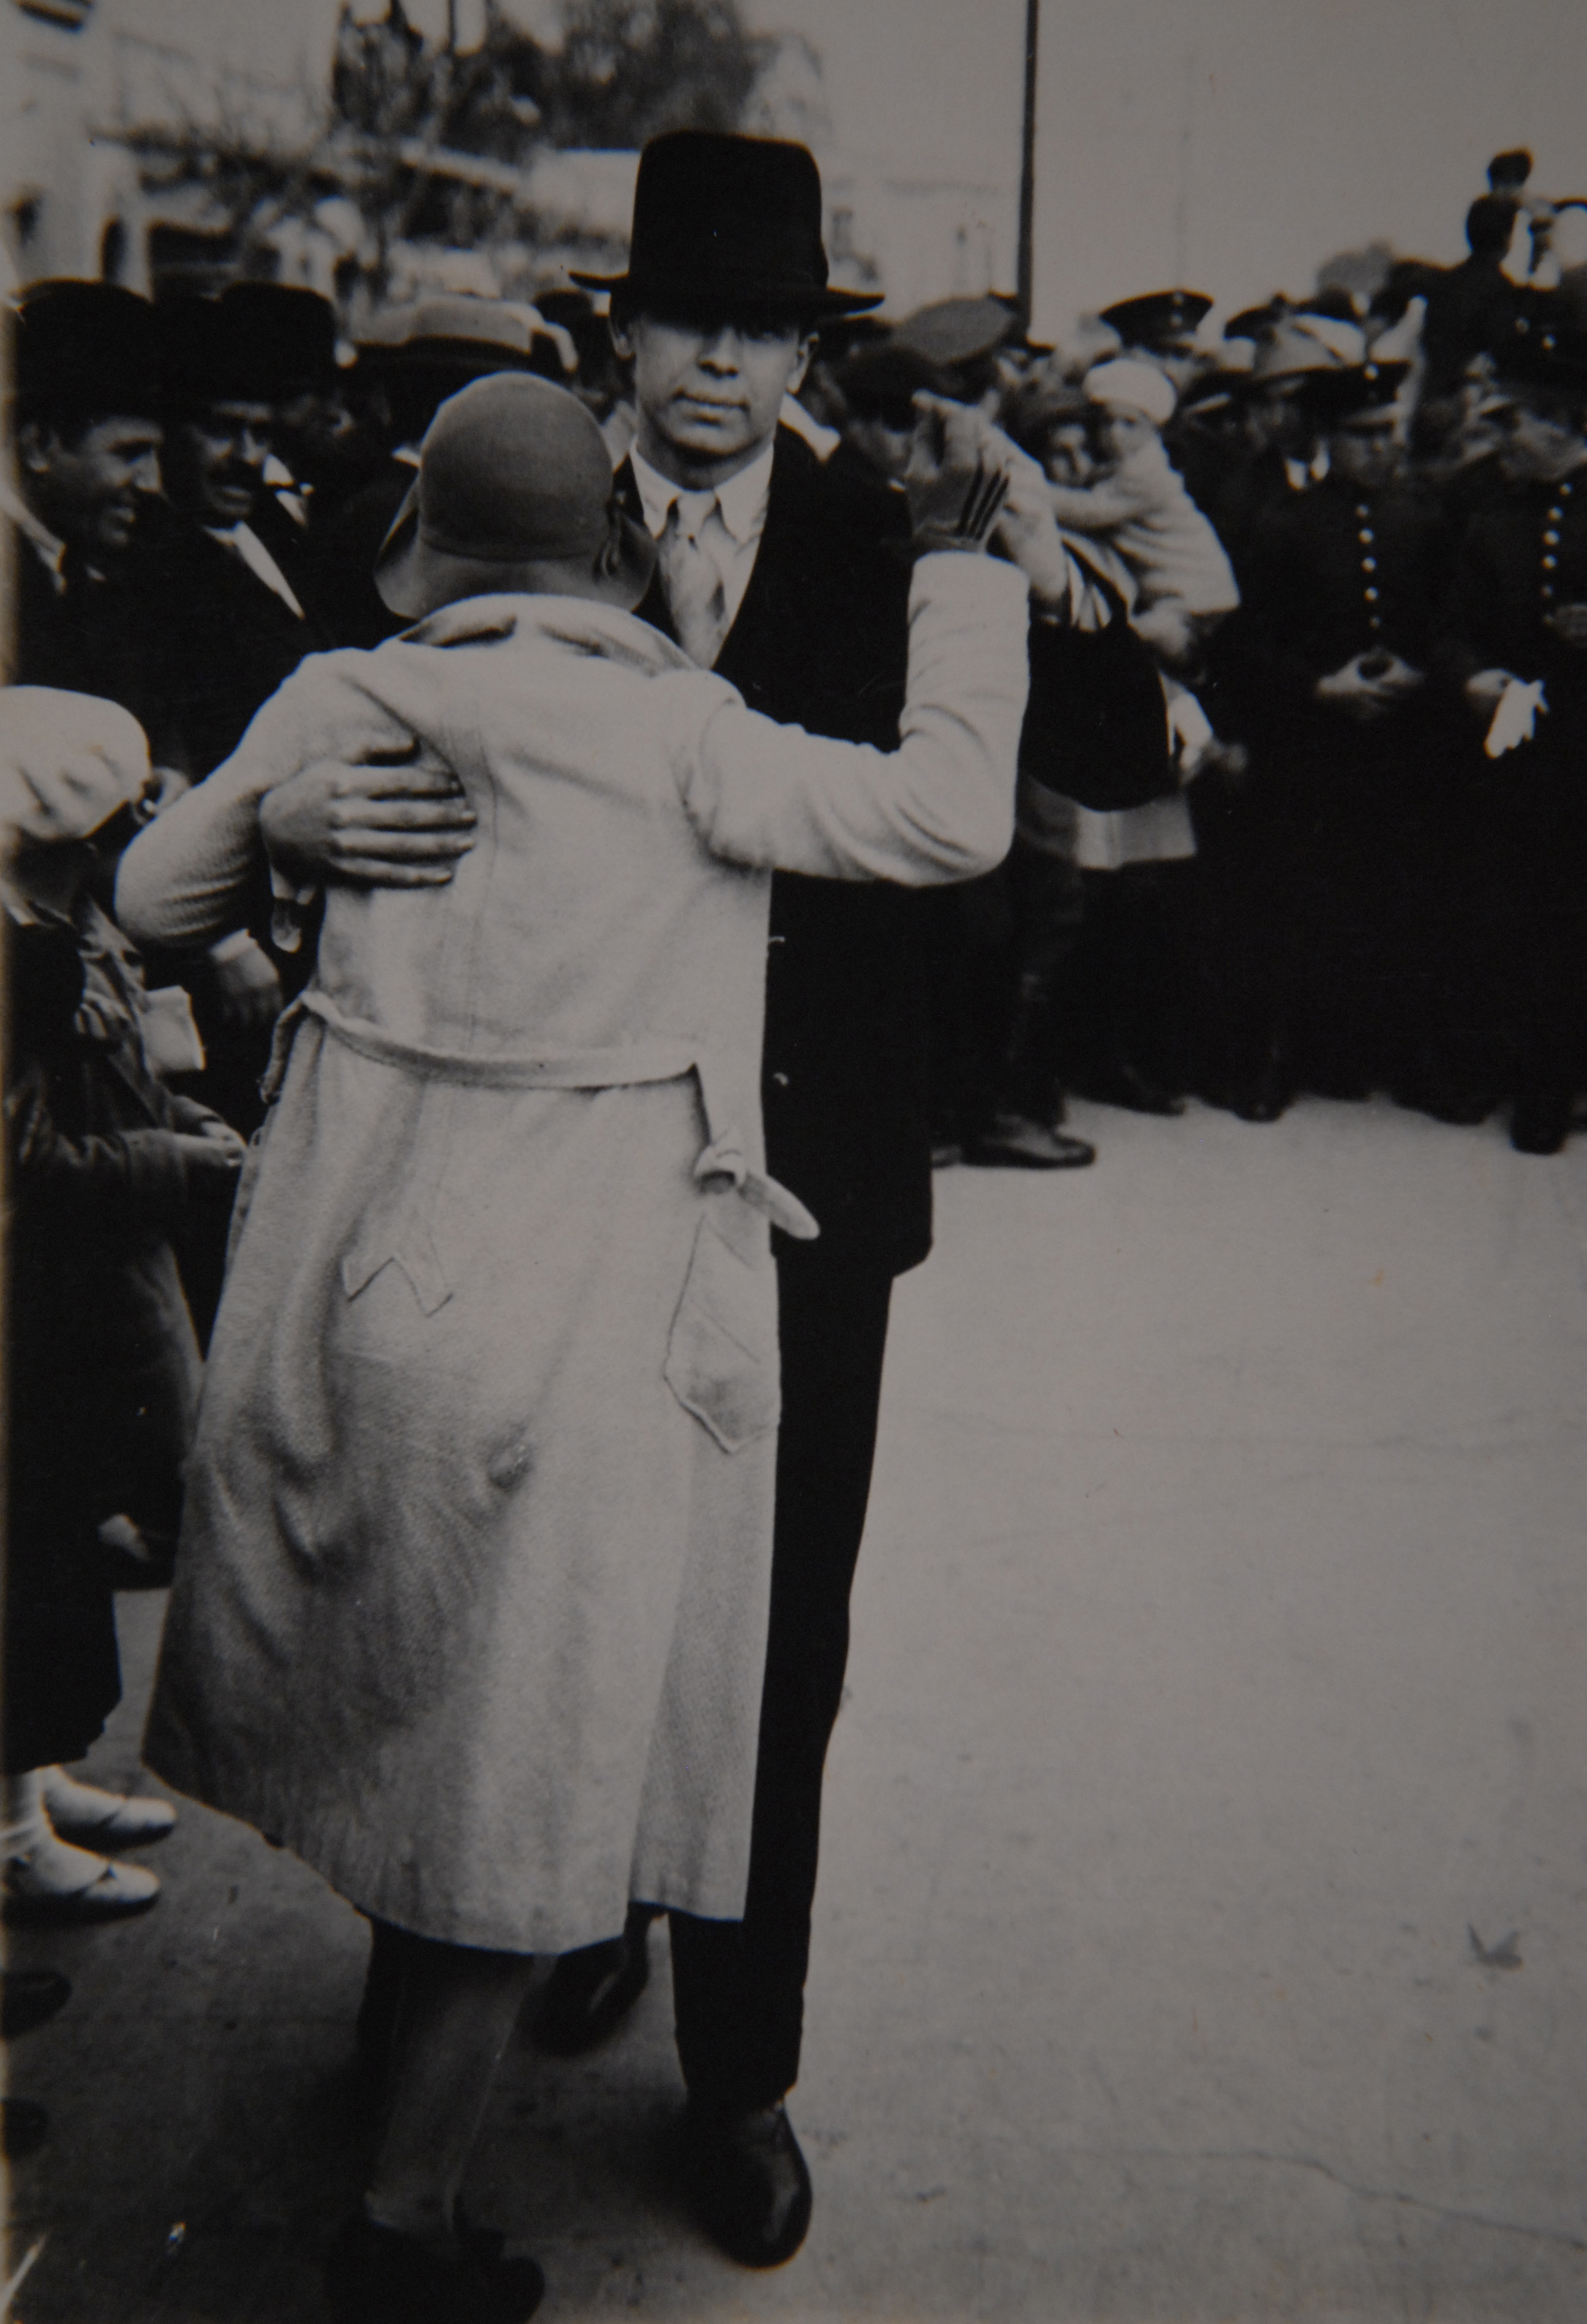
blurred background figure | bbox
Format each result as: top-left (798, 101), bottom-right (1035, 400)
top-left (1441, 323), bottom-right (1587, 1153)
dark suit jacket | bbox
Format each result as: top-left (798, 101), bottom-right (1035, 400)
top-left (129, 498), bottom-right (329, 779)
top-left (621, 428), bottom-right (931, 1273)
top-left (9, 523), bottom-right (166, 735)
top-left (620, 427), bottom-right (1084, 1269)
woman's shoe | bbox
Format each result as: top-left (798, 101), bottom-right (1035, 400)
top-left (324, 2213), bottom-right (544, 2323)
top-left (2, 1841), bottom-right (160, 1924)
top-left (40, 1766), bottom-right (176, 1847)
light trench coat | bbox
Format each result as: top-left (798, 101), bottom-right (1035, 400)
top-left (122, 555), bottom-right (1028, 1954)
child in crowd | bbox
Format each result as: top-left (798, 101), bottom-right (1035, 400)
top-left (1042, 357), bottom-right (1240, 669)
top-left (1, 688), bottom-right (243, 1925)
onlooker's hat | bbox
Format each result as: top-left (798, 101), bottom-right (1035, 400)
top-left (570, 130), bottom-right (882, 318)
top-left (156, 294), bottom-right (264, 416)
top-left (375, 372), bottom-right (656, 620)
top-left (10, 280), bottom-right (162, 426)
top-left (0, 688), bottom-right (151, 849)
top-left (1082, 358), bottom-right (1177, 426)
top-left (219, 282), bottom-right (340, 400)
top-left (355, 295), bottom-right (568, 382)
top-left (892, 296), bottom-right (1021, 370)
top-left (1097, 289), bottom-right (1212, 351)
top-left (1223, 298), bottom-right (1288, 343)
top-left (1250, 310), bottom-right (1368, 381)
top-left (838, 338), bottom-right (948, 423)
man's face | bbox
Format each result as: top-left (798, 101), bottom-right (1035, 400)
top-left (611, 307), bottom-right (814, 481)
top-left (161, 400), bottom-right (275, 524)
top-left (20, 415), bottom-right (163, 557)
top-left (1245, 383), bottom-right (1312, 459)
top-left (1495, 398), bottom-right (1587, 484)
top-left (274, 386), bottom-right (355, 479)
top-left (1329, 412), bottom-right (1401, 489)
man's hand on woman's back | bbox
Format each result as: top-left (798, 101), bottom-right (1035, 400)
top-left (260, 749), bottom-right (478, 888)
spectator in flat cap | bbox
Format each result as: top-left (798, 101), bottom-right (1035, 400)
top-left (4, 284), bottom-right (167, 721)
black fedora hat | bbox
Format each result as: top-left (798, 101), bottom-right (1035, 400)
top-left (571, 130), bottom-right (882, 319)
top-left (219, 282), bottom-right (340, 400)
top-left (11, 280), bottom-right (162, 426)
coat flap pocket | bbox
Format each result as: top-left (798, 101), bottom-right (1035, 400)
top-left (663, 1209), bottom-right (779, 1454)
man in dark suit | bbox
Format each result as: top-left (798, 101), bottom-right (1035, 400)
top-left (5, 282), bottom-right (167, 721)
top-left (568, 133), bottom-right (934, 2264)
top-left (254, 130), bottom-right (1082, 2272)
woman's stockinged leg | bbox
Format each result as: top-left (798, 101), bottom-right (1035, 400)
top-left (365, 1935), bottom-right (537, 2251)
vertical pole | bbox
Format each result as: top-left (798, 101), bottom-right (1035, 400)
top-left (1016, 0), bottom-right (1040, 328)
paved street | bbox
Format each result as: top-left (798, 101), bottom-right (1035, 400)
top-left (9, 1094), bottom-right (1587, 2322)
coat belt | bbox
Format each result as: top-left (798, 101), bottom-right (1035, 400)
top-left (261, 990), bottom-right (818, 1313)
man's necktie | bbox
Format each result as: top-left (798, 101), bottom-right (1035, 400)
top-left (658, 494), bottom-right (729, 669)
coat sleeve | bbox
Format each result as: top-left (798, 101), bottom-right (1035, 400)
top-left (6, 1056), bottom-right (194, 1234)
top-left (114, 653), bottom-right (422, 949)
top-left (667, 552), bottom-right (1030, 882)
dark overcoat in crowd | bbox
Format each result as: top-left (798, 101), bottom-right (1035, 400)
top-left (4, 904), bottom-right (204, 1772)
top-left (1213, 472), bottom-right (1466, 1093)
top-left (1440, 465), bottom-right (1587, 1097)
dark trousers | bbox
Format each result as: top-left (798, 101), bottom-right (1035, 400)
top-left (669, 1246), bottom-right (895, 2114)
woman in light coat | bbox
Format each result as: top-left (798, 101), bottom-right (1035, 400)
top-left (116, 374), bottom-right (1032, 2320)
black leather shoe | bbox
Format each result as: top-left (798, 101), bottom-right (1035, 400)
top-left (686, 2100), bottom-right (813, 2269)
top-left (964, 1113), bottom-right (1096, 1170)
top-left (2, 1968), bottom-right (72, 2040)
top-left (325, 2213), bottom-right (544, 2323)
top-left (530, 1901), bottom-right (653, 2056)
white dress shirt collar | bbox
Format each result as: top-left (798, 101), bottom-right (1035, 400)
top-left (628, 435), bottom-right (776, 548)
